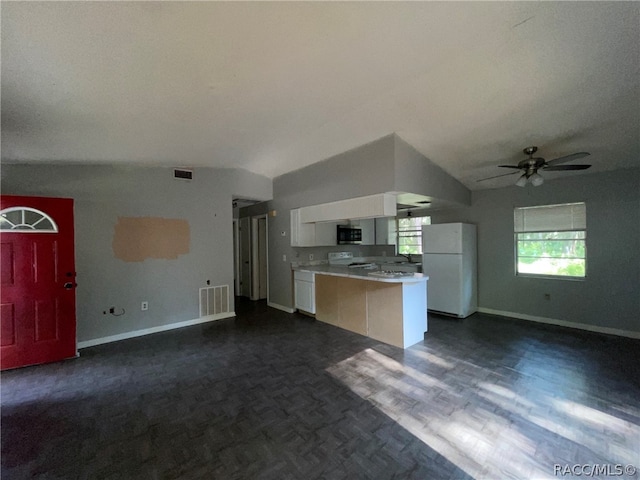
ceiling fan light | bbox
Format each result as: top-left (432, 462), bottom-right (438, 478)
top-left (530, 173), bottom-right (544, 186)
top-left (515, 174), bottom-right (528, 187)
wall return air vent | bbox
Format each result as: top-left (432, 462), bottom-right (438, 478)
top-left (174, 168), bottom-right (193, 181)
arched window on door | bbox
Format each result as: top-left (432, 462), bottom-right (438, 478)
top-left (0, 207), bottom-right (59, 232)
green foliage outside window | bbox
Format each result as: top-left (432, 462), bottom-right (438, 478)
top-left (516, 231), bottom-right (586, 277)
top-left (397, 216), bottom-right (430, 255)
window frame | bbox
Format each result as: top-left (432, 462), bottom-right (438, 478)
top-left (396, 215), bottom-right (431, 255)
top-left (514, 202), bottom-right (587, 280)
top-left (0, 206), bottom-right (59, 233)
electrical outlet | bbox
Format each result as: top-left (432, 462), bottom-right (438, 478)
top-left (282, 254), bottom-right (287, 262)
top-left (309, 254), bottom-right (314, 261)
top-left (141, 301), bottom-right (149, 311)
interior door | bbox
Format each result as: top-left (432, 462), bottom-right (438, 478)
top-left (240, 216), bottom-right (251, 297)
top-left (1, 195), bottom-right (77, 370)
top-left (232, 219), bottom-right (240, 295)
top-left (257, 216), bottom-right (267, 299)
top-left (250, 215), bottom-right (268, 301)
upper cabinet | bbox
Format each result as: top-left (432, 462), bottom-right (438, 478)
top-left (290, 208), bottom-right (316, 247)
top-left (315, 221), bottom-right (339, 246)
top-left (291, 194), bottom-right (398, 247)
top-left (349, 218), bottom-right (375, 245)
top-left (291, 209), bottom-right (340, 246)
top-left (291, 209), bottom-right (394, 247)
top-left (376, 217), bottom-right (396, 246)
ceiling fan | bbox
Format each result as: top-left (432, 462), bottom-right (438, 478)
top-left (478, 146), bottom-right (591, 187)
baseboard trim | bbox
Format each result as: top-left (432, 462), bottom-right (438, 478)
top-left (477, 307), bottom-right (640, 339)
top-left (78, 312), bottom-right (236, 349)
top-left (267, 302), bottom-right (296, 314)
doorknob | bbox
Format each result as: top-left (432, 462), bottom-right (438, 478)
top-left (63, 282), bottom-right (77, 289)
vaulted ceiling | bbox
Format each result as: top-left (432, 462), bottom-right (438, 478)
top-left (2, 2), bottom-right (639, 190)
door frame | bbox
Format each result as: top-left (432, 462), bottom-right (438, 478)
top-left (239, 216), bottom-right (252, 298)
top-left (232, 219), bottom-right (240, 295)
top-left (0, 195), bottom-right (77, 370)
top-left (250, 214), bottom-right (268, 301)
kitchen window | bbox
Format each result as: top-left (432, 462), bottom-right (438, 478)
top-left (397, 216), bottom-right (431, 255)
top-left (514, 202), bottom-right (586, 278)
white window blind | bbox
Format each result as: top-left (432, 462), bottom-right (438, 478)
top-left (397, 216), bottom-right (430, 254)
top-left (514, 203), bottom-right (586, 233)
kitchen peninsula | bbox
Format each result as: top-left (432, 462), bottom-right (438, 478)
top-left (292, 263), bottom-right (428, 349)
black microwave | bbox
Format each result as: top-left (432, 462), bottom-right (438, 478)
top-left (337, 225), bottom-right (362, 244)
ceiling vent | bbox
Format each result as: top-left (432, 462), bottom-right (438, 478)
top-left (173, 168), bottom-right (193, 181)
top-left (396, 203), bottom-right (415, 211)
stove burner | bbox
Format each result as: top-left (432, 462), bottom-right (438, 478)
top-left (368, 270), bottom-right (416, 278)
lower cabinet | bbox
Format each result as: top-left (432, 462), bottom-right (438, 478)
top-left (315, 273), bottom-right (427, 349)
top-left (366, 281), bottom-right (403, 347)
top-left (315, 276), bottom-right (367, 335)
top-left (294, 270), bottom-right (316, 314)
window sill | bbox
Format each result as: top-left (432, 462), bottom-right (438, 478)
top-left (516, 273), bottom-right (586, 281)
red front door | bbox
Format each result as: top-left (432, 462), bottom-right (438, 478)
top-left (1, 195), bottom-right (77, 370)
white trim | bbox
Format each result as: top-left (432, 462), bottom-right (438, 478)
top-left (251, 216), bottom-right (257, 300)
top-left (267, 302), bottom-right (296, 314)
top-left (477, 307), bottom-right (640, 339)
top-left (233, 219), bottom-right (240, 294)
top-left (77, 312), bottom-right (236, 349)
top-left (239, 216), bottom-right (251, 298)
top-left (251, 214), bottom-right (268, 301)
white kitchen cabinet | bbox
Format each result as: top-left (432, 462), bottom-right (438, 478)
top-left (294, 270), bottom-right (316, 314)
top-left (314, 221), bottom-right (339, 246)
top-left (375, 217), bottom-right (395, 246)
top-left (290, 208), bottom-right (315, 247)
top-left (360, 218), bottom-right (375, 245)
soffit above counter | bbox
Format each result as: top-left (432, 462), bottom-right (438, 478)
top-left (298, 193), bottom-right (396, 223)
top-left (296, 190), bottom-right (469, 224)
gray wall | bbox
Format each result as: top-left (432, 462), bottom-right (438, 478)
top-left (394, 135), bottom-right (471, 207)
top-left (1, 164), bottom-right (272, 343)
top-left (273, 134), bottom-right (396, 209)
top-left (429, 167), bottom-right (640, 334)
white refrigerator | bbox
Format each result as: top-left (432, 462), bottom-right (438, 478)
top-left (422, 223), bottom-right (477, 318)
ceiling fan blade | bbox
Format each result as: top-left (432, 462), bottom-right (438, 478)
top-left (498, 165), bottom-right (523, 169)
top-left (546, 152), bottom-right (590, 165)
top-left (543, 164), bottom-right (592, 171)
top-left (476, 171), bottom-right (521, 182)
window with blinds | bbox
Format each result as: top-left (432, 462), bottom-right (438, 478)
top-left (397, 216), bottom-right (431, 255)
top-left (514, 202), bottom-right (586, 278)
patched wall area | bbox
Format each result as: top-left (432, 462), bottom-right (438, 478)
top-left (112, 217), bottom-right (190, 262)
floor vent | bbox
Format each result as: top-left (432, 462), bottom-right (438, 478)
top-left (199, 285), bottom-right (230, 317)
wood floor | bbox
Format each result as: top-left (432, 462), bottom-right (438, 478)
top-left (2, 298), bottom-right (639, 479)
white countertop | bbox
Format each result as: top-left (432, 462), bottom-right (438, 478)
top-left (293, 264), bottom-right (429, 283)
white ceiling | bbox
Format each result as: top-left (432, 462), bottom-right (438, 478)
top-left (2, 2), bottom-right (639, 190)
